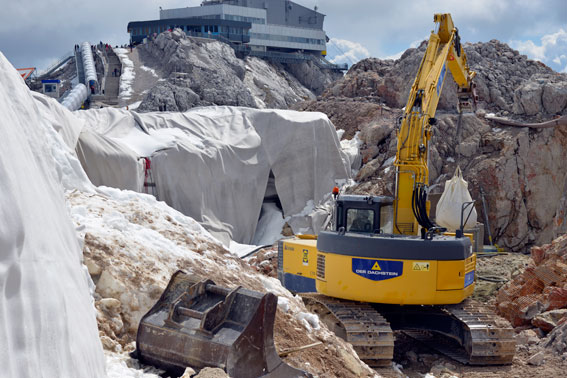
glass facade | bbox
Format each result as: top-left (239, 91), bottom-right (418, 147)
top-left (249, 32), bottom-right (324, 45)
top-left (224, 14), bottom-right (265, 24)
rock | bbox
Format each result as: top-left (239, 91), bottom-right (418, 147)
top-left (338, 346), bottom-right (366, 376)
top-left (514, 81), bottom-right (543, 115)
top-left (543, 322), bottom-right (567, 354)
top-left (544, 287), bottom-right (567, 310)
top-left (531, 246), bottom-right (546, 265)
top-left (527, 350), bottom-right (545, 365)
top-left (356, 157), bottom-right (382, 181)
top-left (532, 309), bottom-right (567, 333)
top-left (516, 329), bottom-right (540, 345)
top-left (360, 122), bottom-right (394, 147)
top-left (181, 367), bottom-right (197, 377)
top-left (542, 82), bottom-right (567, 114)
top-left (194, 367), bottom-right (229, 378)
top-left (85, 257), bottom-right (102, 276)
top-left (98, 298), bottom-right (121, 314)
top-left (284, 60), bottom-right (343, 96)
top-left (136, 29), bottom-right (323, 112)
top-left (405, 350), bottom-right (418, 363)
top-left (497, 234), bottom-right (567, 326)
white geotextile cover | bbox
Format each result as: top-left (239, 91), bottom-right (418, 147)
top-left (0, 53), bottom-right (105, 377)
top-left (76, 106), bottom-right (351, 244)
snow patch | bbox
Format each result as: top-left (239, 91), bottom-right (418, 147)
top-left (296, 312), bottom-right (320, 331)
top-left (277, 297), bottom-right (290, 313)
top-left (140, 65), bottom-right (158, 78)
top-left (114, 48), bottom-right (135, 100)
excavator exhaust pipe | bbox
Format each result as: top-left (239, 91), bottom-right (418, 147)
top-left (134, 271), bottom-right (310, 378)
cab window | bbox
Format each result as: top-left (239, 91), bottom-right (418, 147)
top-left (346, 209), bottom-right (374, 233)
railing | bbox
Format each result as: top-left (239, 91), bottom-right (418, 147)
top-left (37, 51), bottom-right (74, 77)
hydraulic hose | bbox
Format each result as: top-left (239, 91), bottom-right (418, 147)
top-left (411, 184), bottom-right (437, 231)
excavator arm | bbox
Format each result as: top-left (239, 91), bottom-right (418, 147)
top-left (394, 13), bottom-right (476, 235)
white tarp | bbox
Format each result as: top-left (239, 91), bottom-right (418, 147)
top-left (76, 106), bottom-right (351, 244)
top-left (0, 52), bottom-right (106, 377)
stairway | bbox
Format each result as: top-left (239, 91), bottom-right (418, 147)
top-left (102, 48), bottom-right (121, 105)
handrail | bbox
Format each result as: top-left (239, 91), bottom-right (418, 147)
top-left (37, 51), bottom-right (73, 76)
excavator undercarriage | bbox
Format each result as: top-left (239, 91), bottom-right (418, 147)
top-left (302, 294), bottom-right (515, 367)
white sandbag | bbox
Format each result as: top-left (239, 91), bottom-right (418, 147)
top-left (436, 166), bottom-right (477, 231)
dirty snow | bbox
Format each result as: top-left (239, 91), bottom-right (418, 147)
top-left (114, 48), bottom-right (135, 100)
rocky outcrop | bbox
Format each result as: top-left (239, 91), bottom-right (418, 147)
top-left (296, 39), bottom-right (567, 251)
top-left (321, 40), bottom-right (567, 119)
top-left (283, 60), bottom-right (343, 96)
top-left (136, 29), bottom-right (332, 112)
top-left (496, 235), bottom-right (567, 335)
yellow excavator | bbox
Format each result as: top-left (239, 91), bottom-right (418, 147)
top-left (277, 14), bottom-right (515, 366)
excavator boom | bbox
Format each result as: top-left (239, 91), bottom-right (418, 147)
top-left (394, 13), bottom-right (476, 235)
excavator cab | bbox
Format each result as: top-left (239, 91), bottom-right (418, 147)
top-left (334, 195), bottom-right (394, 234)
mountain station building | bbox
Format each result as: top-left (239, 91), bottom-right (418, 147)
top-left (128, 0), bottom-right (333, 63)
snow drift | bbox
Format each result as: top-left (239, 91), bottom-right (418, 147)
top-left (0, 52), bottom-right (105, 377)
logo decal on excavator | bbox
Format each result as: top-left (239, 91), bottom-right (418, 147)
top-left (302, 249), bottom-right (309, 266)
top-left (352, 258), bottom-right (403, 281)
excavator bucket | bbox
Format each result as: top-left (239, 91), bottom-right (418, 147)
top-left (134, 271), bottom-right (310, 378)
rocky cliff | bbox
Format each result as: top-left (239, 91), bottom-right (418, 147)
top-left (296, 40), bottom-right (567, 251)
top-left (135, 29), bottom-right (341, 112)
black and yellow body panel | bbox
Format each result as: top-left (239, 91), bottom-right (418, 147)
top-left (278, 231), bottom-right (475, 306)
top-left (277, 238), bottom-right (318, 293)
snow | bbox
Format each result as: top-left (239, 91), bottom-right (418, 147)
top-left (277, 297), bottom-right (290, 313)
top-left (105, 352), bottom-right (162, 377)
top-left (114, 48), bottom-right (135, 100)
top-left (140, 65), bottom-right (158, 78)
top-left (296, 312), bottom-right (321, 331)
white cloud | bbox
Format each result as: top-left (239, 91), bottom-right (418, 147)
top-left (380, 38), bottom-right (426, 61)
top-left (327, 38), bottom-right (370, 66)
top-left (509, 28), bottom-right (567, 72)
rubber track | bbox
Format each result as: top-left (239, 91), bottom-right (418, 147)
top-left (301, 294), bottom-right (394, 367)
top-left (403, 299), bottom-right (516, 365)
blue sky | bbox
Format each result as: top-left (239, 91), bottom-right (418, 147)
top-left (1, 0), bottom-right (565, 73)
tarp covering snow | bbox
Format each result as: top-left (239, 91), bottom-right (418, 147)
top-left (0, 52), bottom-right (106, 377)
top-left (75, 107), bottom-right (351, 244)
